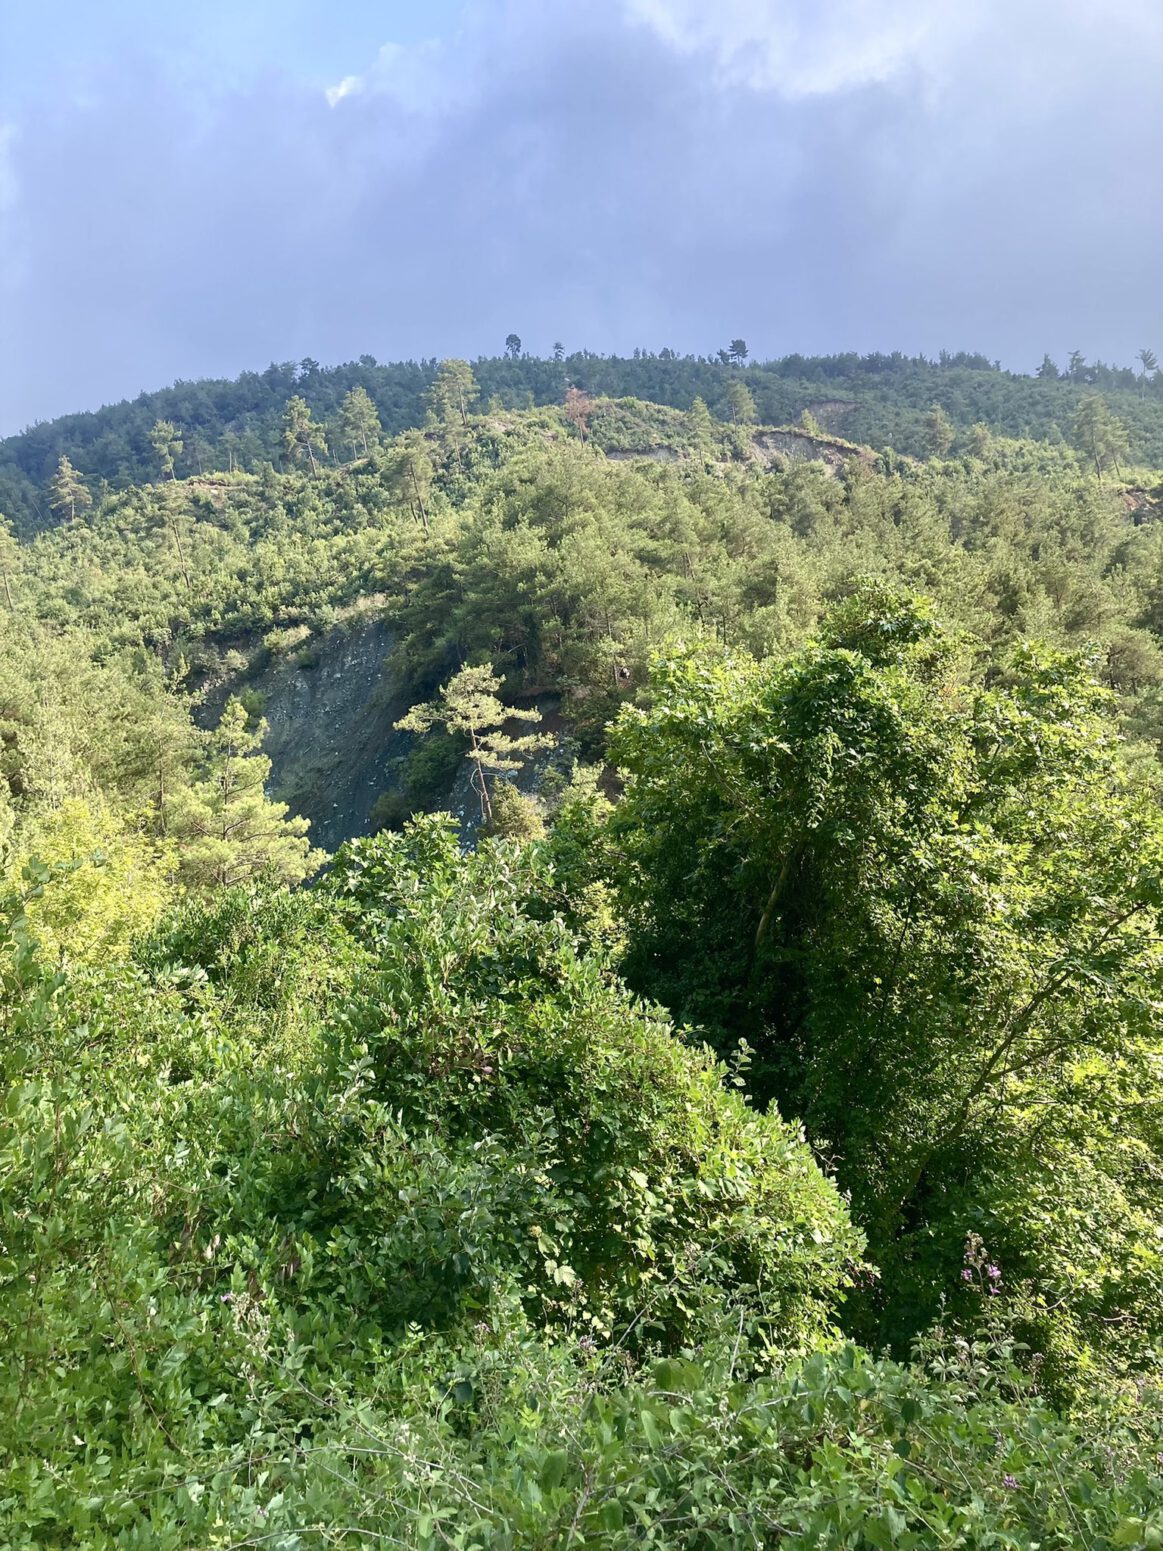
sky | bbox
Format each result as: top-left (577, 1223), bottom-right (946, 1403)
top-left (1, 0), bottom-right (1161, 433)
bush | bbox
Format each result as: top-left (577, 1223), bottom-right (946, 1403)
top-left (319, 818), bottom-right (864, 1348)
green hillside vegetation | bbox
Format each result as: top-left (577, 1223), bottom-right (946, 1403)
top-left (5, 344), bottom-right (1163, 533)
top-left (2, 369), bottom-right (1163, 1544)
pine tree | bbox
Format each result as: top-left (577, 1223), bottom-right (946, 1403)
top-left (728, 338), bottom-right (749, 366)
top-left (338, 386), bottom-right (381, 458)
top-left (1071, 395), bottom-right (1130, 485)
top-left (282, 395), bottom-right (328, 474)
top-left (395, 665), bottom-right (552, 824)
top-left (799, 409), bottom-right (824, 437)
top-left (726, 380), bottom-right (756, 426)
top-left (49, 455), bottom-right (93, 523)
top-left (924, 403), bottom-right (955, 457)
top-left (428, 360), bottom-right (478, 430)
top-left (149, 418), bottom-right (184, 480)
top-left (156, 486), bottom-right (193, 591)
top-left (968, 422), bottom-right (994, 459)
top-left (689, 396), bottom-right (714, 455)
top-left (166, 697), bottom-right (323, 889)
top-left (387, 431), bottom-right (434, 534)
top-left (504, 333), bottom-right (522, 360)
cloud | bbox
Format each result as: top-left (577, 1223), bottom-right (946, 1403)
top-left (622, 0), bottom-right (950, 95)
top-left (1, 0), bottom-right (1162, 433)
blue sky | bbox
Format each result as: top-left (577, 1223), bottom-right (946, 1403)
top-left (2, 0), bottom-right (1162, 432)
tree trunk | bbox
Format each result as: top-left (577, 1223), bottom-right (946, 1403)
top-left (409, 464), bottom-right (429, 535)
top-left (170, 517), bottom-right (193, 591)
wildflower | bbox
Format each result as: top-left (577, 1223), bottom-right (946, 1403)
top-left (986, 1264), bottom-right (1002, 1282)
top-left (1002, 1474), bottom-right (1019, 1490)
top-left (961, 1268), bottom-right (973, 1282)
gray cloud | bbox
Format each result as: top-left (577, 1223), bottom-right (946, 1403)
top-left (2, 0), bottom-right (1161, 433)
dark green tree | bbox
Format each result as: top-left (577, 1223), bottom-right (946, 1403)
top-left (604, 588), bottom-right (1163, 1370)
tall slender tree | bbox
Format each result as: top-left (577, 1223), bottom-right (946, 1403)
top-left (283, 396), bottom-right (328, 474)
top-left (1071, 394), bottom-right (1130, 485)
top-left (924, 403), bottom-right (956, 457)
top-left (338, 386), bottom-right (382, 458)
top-left (428, 360), bottom-right (478, 430)
top-left (49, 455), bottom-right (92, 524)
top-left (726, 380), bottom-right (756, 426)
top-left (149, 418), bottom-right (184, 481)
top-left (564, 386), bottom-right (594, 443)
top-left (395, 665), bottom-right (551, 824)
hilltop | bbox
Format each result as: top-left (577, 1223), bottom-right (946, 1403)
top-left (6, 344), bottom-right (1163, 532)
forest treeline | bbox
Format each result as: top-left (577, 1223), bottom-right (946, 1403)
top-left (2, 379), bottom-right (1163, 1544)
top-left (5, 341), bottom-right (1163, 532)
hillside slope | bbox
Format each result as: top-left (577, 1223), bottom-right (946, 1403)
top-left (6, 347), bottom-right (1163, 533)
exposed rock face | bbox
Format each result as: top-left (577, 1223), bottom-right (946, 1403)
top-left (200, 624), bottom-right (572, 852)
top-left (750, 427), bottom-right (875, 474)
top-left (199, 619), bottom-right (411, 853)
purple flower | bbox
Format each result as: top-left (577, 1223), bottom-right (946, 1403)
top-left (961, 1268), bottom-right (973, 1282)
top-left (986, 1264), bottom-right (1002, 1282)
top-left (220, 1292), bottom-right (233, 1304)
top-left (1002, 1475), bottom-right (1019, 1491)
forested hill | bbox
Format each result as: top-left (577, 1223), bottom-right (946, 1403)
top-left (6, 343), bottom-right (1163, 531)
top-left (4, 375), bottom-right (1163, 1540)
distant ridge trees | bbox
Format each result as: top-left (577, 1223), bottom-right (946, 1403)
top-left (9, 343), bottom-right (1163, 535)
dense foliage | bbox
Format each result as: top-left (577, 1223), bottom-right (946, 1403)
top-left (2, 370), bottom-right (1163, 1544)
top-left (6, 345), bottom-right (1163, 533)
